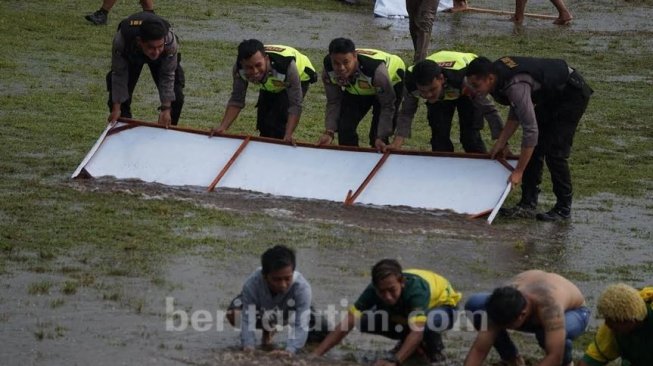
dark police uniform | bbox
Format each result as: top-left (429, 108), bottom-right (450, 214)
top-left (106, 12), bottom-right (185, 125)
top-left (490, 56), bottom-right (592, 215)
top-left (228, 45), bottom-right (317, 139)
top-left (323, 49), bottom-right (405, 147)
top-left (398, 51), bottom-right (503, 152)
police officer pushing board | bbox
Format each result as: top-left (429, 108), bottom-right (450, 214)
top-left (465, 56), bottom-right (593, 221)
top-left (106, 12), bottom-right (185, 127)
top-left (318, 38), bottom-right (405, 150)
top-left (212, 40), bottom-right (317, 142)
top-left (393, 50), bottom-right (504, 153)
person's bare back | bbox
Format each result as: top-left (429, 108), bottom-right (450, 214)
top-left (510, 270), bottom-right (584, 328)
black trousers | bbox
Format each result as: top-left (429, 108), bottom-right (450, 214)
top-left (256, 82), bottom-right (310, 139)
top-left (106, 53), bottom-right (185, 125)
top-left (337, 83), bottom-right (404, 147)
top-left (426, 96), bottom-right (487, 153)
top-left (520, 71), bottom-right (592, 211)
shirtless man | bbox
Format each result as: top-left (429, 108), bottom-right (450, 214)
top-left (464, 270), bottom-right (590, 366)
top-left (513, 0), bottom-right (573, 25)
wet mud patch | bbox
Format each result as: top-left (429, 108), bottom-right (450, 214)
top-left (175, 0), bottom-right (653, 53)
top-left (3, 176), bottom-right (651, 364)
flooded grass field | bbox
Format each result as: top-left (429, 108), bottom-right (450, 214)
top-left (1, 0), bottom-right (652, 365)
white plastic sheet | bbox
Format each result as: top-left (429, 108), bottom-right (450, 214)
top-left (73, 122), bottom-right (516, 219)
top-left (374, 0), bottom-right (453, 18)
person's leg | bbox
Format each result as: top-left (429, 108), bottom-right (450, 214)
top-left (255, 90), bottom-right (288, 139)
top-left (533, 307), bottom-right (590, 365)
top-left (359, 311), bottom-right (406, 340)
top-left (536, 85), bottom-right (589, 221)
top-left (550, 0), bottom-right (573, 24)
top-left (140, 0), bottom-right (155, 12)
top-left (422, 305), bottom-right (456, 361)
top-left (225, 294), bottom-right (244, 327)
top-left (465, 293), bottom-right (522, 362)
top-left (457, 96), bottom-right (487, 153)
top-left (426, 100), bottom-right (455, 152)
top-left (407, 0), bottom-right (439, 62)
top-left (170, 55), bottom-right (185, 125)
top-left (85, 0), bottom-right (119, 25)
top-left (513, 0), bottom-right (527, 24)
top-left (338, 94), bottom-right (374, 146)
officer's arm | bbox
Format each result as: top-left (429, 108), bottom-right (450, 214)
top-left (214, 66), bottom-right (246, 134)
top-left (319, 69), bottom-right (342, 145)
top-left (284, 60), bottom-right (302, 142)
top-left (389, 86), bottom-right (418, 150)
top-left (372, 65), bottom-right (397, 142)
top-left (157, 32), bottom-right (178, 108)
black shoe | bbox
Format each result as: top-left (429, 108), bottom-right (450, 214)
top-left (85, 10), bottom-right (107, 25)
top-left (536, 208), bottom-right (571, 222)
top-left (499, 203), bottom-right (537, 219)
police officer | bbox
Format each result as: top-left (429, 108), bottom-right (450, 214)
top-left (212, 40), bottom-right (317, 142)
top-left (392, 50), bottom-right (504, 152)
top-left (465, 56), bottom-right (592, 221)
top-left (107, 11), bottom-right (184, 126)
top-left (317, 38), bottom-right (405, 149)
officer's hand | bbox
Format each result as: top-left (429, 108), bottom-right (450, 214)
top-left (158, 110), bottom-right (172, 128)
top-left (316, 133), bottom-right (333, 146)
top-left (489, 141), bottom-right (505, 159)
top-left (502, 144), bottom-right (513, 158)
top-left (108, 109), bottom-right (121, 124)
top-left (283, 134), bottom-right (297, 147)
top-left (374, 138), bottom-right (387, 152)
top-left (388, 136), bottom-right (405, 151)
top-left (210, 126), bottom-right (226, 138)
top-left (509, 170), bottom-right (523, 188)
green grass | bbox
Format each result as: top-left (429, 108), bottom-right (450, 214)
top-left (0, 5), bottom-right (651, 360)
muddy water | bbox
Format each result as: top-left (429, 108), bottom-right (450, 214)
top-left (2, 178), bottom-right (651, 365)
top-left (175, 0), bottom-right (653, 53)
top-left (2, 1), bottom-right (653, 365)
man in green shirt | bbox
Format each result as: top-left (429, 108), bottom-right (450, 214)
top-left (311, 259), bottom-right (461, 365)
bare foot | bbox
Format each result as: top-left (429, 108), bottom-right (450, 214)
top-left (452, 0), bottom-right (468, 11)
top-left (553, 16), bottom-right (573, 25)
top-left (554, 10), bottom-right (573, 25)
top-left (510, 15), bottom-right (524, 24)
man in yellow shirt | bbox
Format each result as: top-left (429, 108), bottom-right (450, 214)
top-left (579, 284), bottom-right (653, 366)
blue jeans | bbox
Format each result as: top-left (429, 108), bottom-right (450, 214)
top-left (465, 292), bottom-right (590, 365)
top-left (359, 305), bottom-right (457, 353)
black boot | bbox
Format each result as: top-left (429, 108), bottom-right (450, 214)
top-left (536, 206), bottom-right (571, 222)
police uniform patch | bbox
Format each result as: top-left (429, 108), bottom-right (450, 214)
top-left (500, 57), bottom-right (518, 69)
top-left (265, 46), bottom-right (285, 53)
top-left (437, 61), bottom-right (456, 68)
top-left (129, 20), bottom-right (143, 26)
top-left (357, 49), bottom-right (377, 56)
top-left (358, 80), bottom-right (371, 89)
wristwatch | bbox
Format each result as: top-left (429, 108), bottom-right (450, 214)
top-left (158, 105), bottom-right (171, 111)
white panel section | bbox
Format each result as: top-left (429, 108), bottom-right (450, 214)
top-left (83, 126), bottom-right (243, 187)
top-left (355, 154), bottom-right (514, 214)
top-left (217, 141), bottom-right (382, 202)
top-left (374, 0), bottom-right (453, 17)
